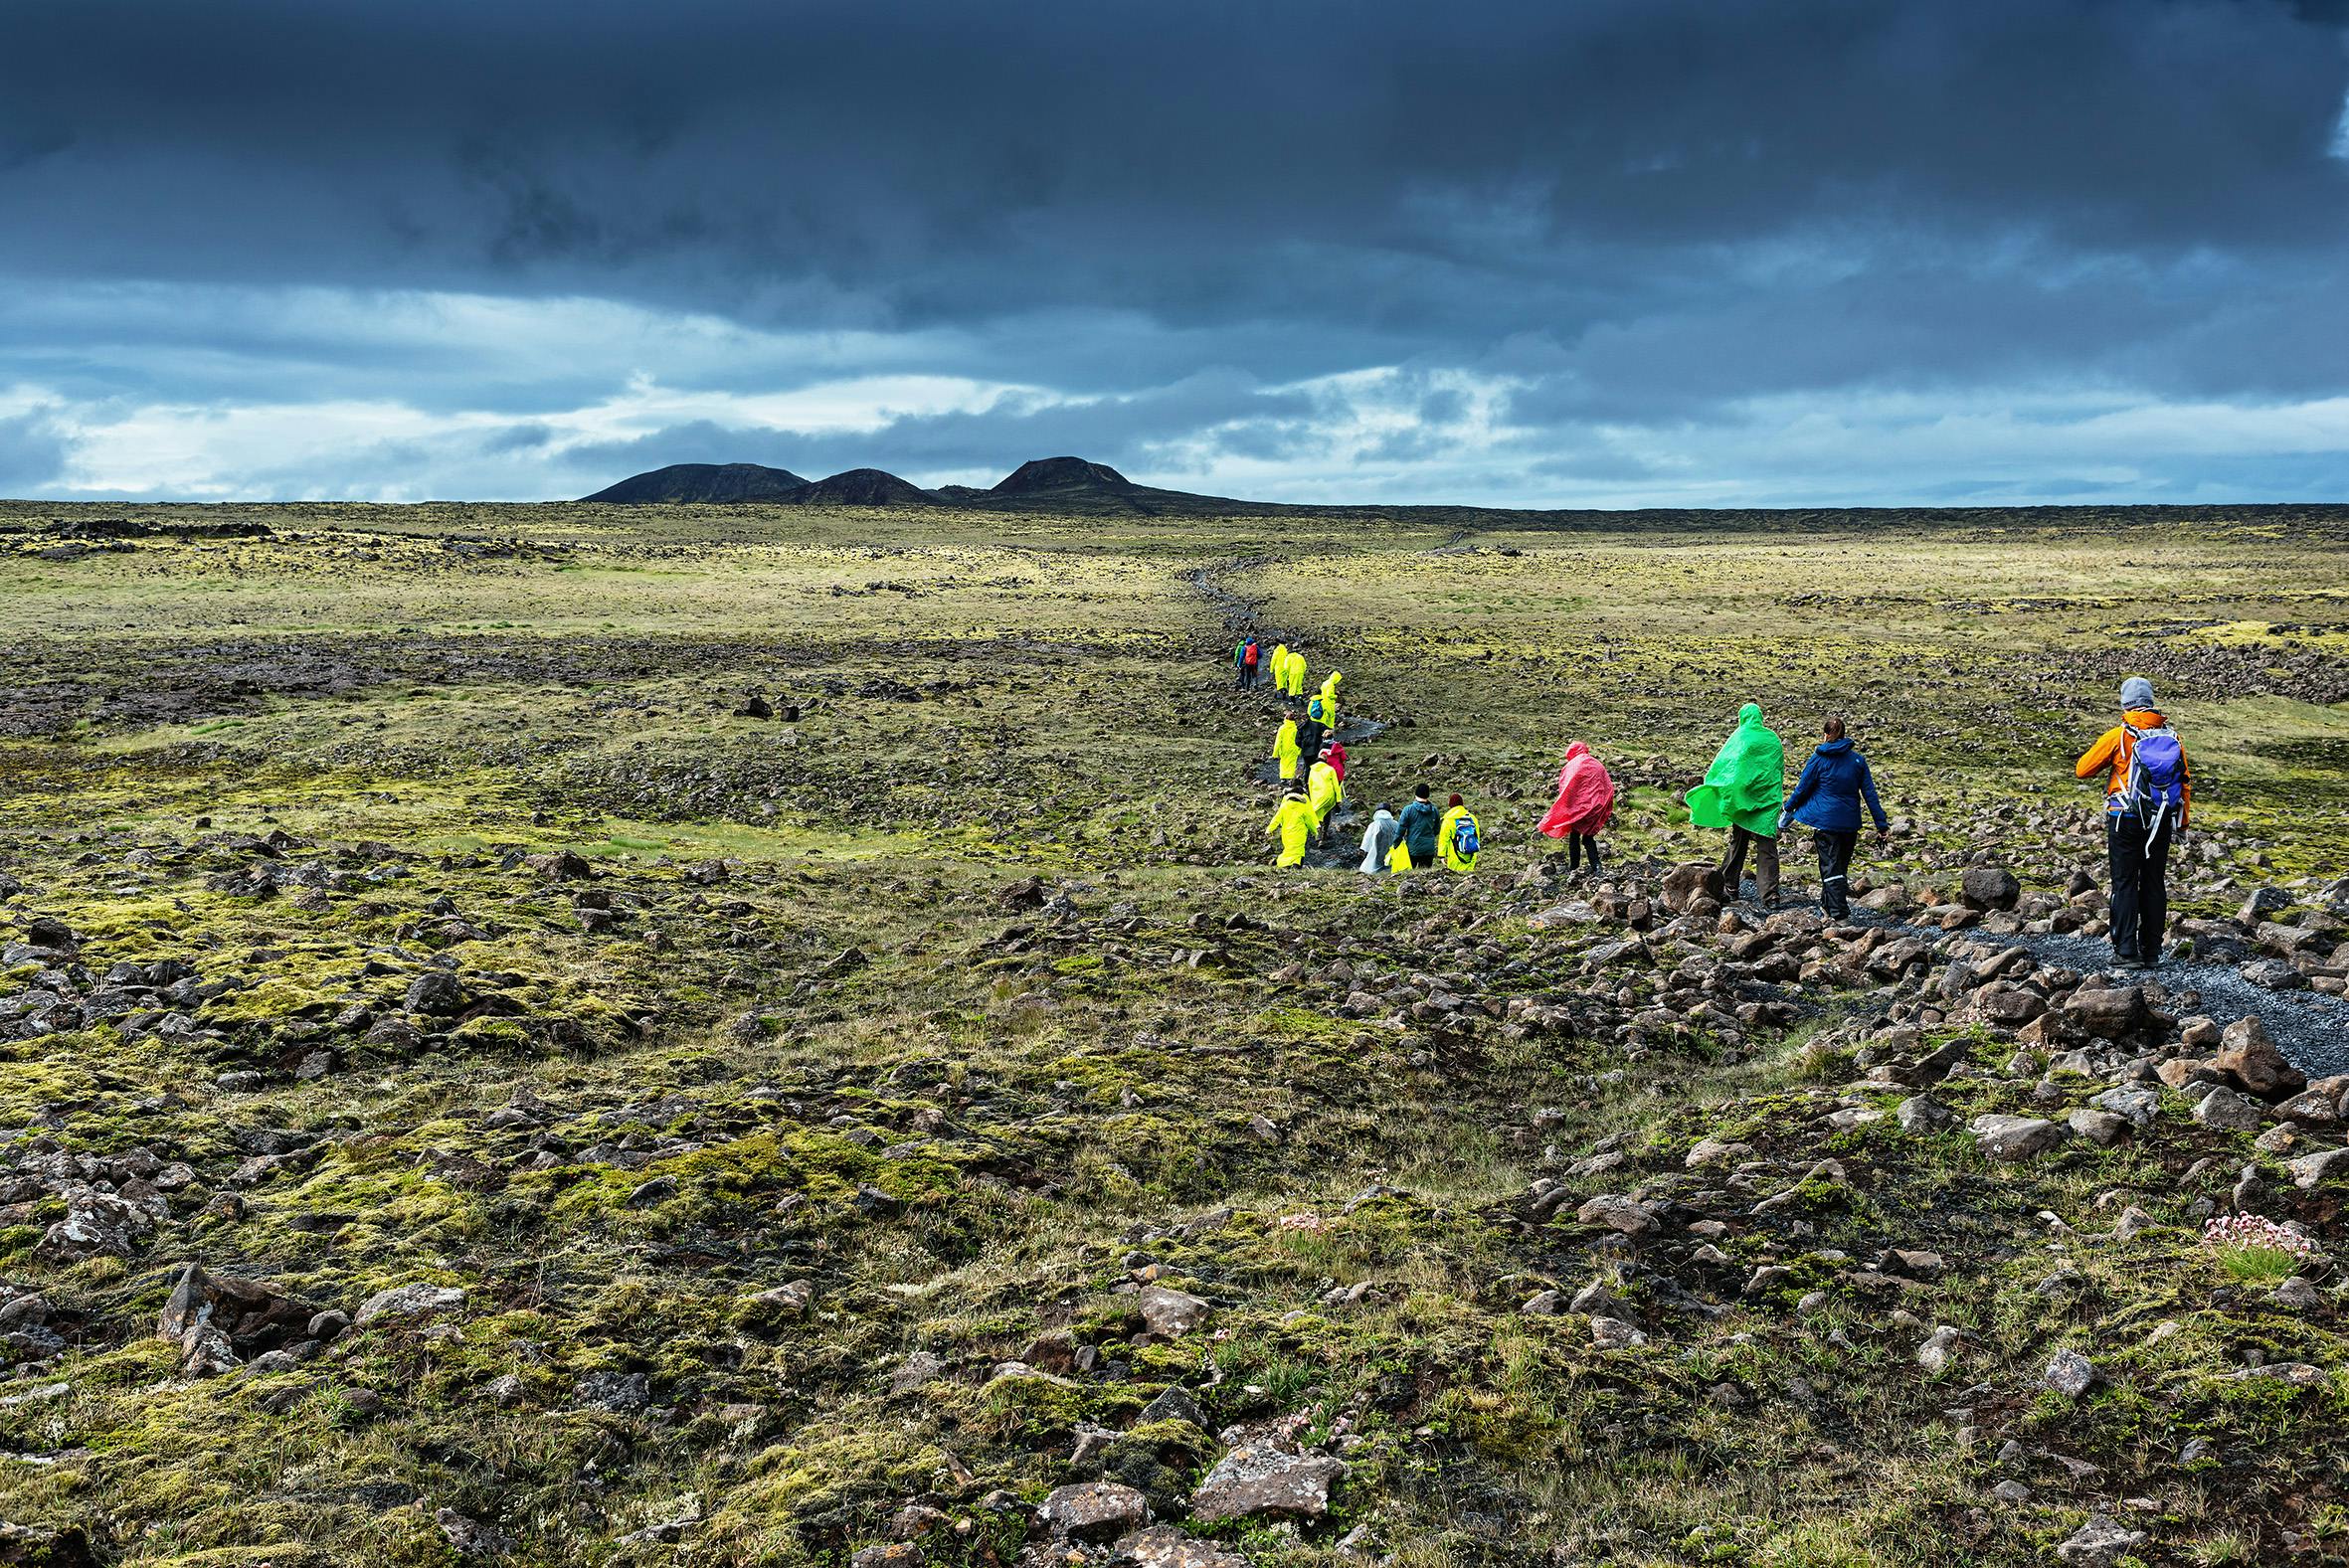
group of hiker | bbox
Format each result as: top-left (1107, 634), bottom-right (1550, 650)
top-left (1241, 640), bottom-right (2192, 969)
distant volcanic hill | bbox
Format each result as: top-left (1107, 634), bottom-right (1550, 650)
top-left (582, 462), bottom-right (811, 503)
top-left (791, 467), bottom-right (938, 507)
top-left (580, 453), bottom-right (1266, 517)
top-left (988, 455), bottom-right (1137, 501)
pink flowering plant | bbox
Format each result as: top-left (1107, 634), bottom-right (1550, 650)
top-left (2202, 1213), bottom-right (2320, 1285)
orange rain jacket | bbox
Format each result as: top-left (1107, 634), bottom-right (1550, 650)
top-left (2076, 709), bottom-right (2191, 827)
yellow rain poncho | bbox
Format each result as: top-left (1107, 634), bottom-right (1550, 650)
top-left (1270, 644), bottom-right (1290, 691)
top-left (1439, 802), bottom-right (1481, 872)
top-left (1285, 650), bottom-right (1308, 698)
top-left (1267, 795), bottom-right (1316, 868)
top-left (1307, 758), bottom-right (1344, 826)
top-left (1318, 671), bottom-right (1344, 730)
top-left (1273, 718), bottom-right (1301, 781)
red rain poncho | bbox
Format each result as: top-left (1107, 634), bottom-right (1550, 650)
top-left (1324, 740), bottom-right (1349, 780)
top-left (1537, 742), bottom-right (1615, 838)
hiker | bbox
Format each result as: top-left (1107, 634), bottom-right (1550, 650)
top-left (1439, 793), bottom-right (1482, 873)
top-left (1536, 741), bottom-right (1615, 875)
top-left (1231, 638), bottom-right (1248, 686)
top-left (1778, 715), bottom-right (1889, 920)
top-left (1359, 804), bottom-right (1399, 875)
top-left (1282, 646), bottom-right (1308, 699)
top-left (1688, 702), bottom-right (1785, 905)
top-left (2078, 676), bottom-right (2191, 970)
top-left (1240, 637), bottom-right (1261, 689)
top-left (1270, 642), bottom-right (1291, 697)
top-left (1318, 671), bottom-right (1345, 732)
top-left (1324, 737), bottom-right (1349, 781)
top-left (1307, 749), bottom-right (1346, 840)
top-left (1266, 786), bottom-right (1316, 869)
top-left (1294, 710), bottom-right (1327, 779)
top-left (1273, 709), bottom-right (1303, 782)
top-left (1398, 784), bottom-right (1442, 869)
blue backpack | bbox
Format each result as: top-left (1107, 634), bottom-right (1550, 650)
top-left (2121, 724), bottom-right (2185, 838)
top-left (1452, 812), bottom-right (1481, 858)
top-left (1308, 696), bottom-right (1326, 722)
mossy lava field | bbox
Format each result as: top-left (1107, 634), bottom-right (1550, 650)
top-left (3, 498), bottom-right (2349, 1568)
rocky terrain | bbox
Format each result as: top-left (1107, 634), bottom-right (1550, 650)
top-left (0, 499), bottom-right (2345, 1567)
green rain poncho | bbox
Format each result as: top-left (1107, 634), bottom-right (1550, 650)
top-left (1686, 703), bottom-right (1785, 837)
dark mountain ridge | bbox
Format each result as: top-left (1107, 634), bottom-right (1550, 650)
top-left (582, 462), bottom-right (811, 503)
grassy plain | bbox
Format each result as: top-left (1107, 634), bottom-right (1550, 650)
top-left (1, 500), bottom-right (2346, 1567)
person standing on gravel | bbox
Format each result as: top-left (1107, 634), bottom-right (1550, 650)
top-left (1267, 785), bottom-right (1316, 868)
top-left (1439, 793), bottom-right (1482, 873)
top-left (1537, 741), bottom-right (1616, 875)
top-left (1688, 702), bottom-right (1785, 905)
top-left (1282, 646), bottom-right (1308, 699)
top-left (1272, 708), bottom-right (1304, 783)
top-left (1307, 748), bottom-right (1346, 841)
top-left (1240, 637), bottom-right (1261, 689)
top-left (1359, 804), bottom-right (1400, 875)
top-left (2077, 676), bottom-right (2192, 970)
top-left (1778, 715), bottom-right (1888, 920)
top-left (1398, 784), bottom-right (1442, 869)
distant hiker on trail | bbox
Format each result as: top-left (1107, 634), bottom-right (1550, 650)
top-left (1295, 711), bottom-right (1327, 779)
top-left (1307, 750), bottom-right (1346, 840)
top-left (1537, 741), bottom-right (1615, 875)
top-left (1273, 709), bottom-right (1303, 782)
top-left (1281, 647), bottom-right (1308, 699)
top-left (1240, 637), bottom-right (1262, 689)
top-left (1267, 786), bottom-right (1316, 869)
top-left (1318, 671), bottom-right (1345, 732)
top-left (2078, 676), bottom-right (2191, 971)
top-left (1439, 793), bottom-right (1482, 873)
top-left (1359, 804), bottom-right (1399, 875)
top-left (1270, 642), bottom-right (1291, 695)
top-left (1779, 715), bottom-right (1888, 921)
top-left (1231, 638), bottom-right (1250, 688)
top-left (1398, 784), bottom-right (1442, 869)
top-left (1688, 702), bottom-right (1785, 905)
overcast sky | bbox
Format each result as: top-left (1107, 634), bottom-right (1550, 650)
top-left (4, 0), bottom-right (2348, 506)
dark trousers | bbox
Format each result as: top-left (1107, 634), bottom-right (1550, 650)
top-left (1813, 829), bottom-right (1858, 919)
top-left (2107, 813), bottom-right (2174, 963)
top-left (1719, 824), bottom-right (1779, 903)
top-left (1567, 832), bottom-right (1602, 872)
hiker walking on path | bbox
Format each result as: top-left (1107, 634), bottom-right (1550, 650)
top-left (1281, 646), bottom-right (1308, 699)
top-left (1438, 793), bottom-right (1482, 873)
top-left (1241, 637), bottom-right (1261, 689)
top-left (1688, 702), bottom-right (1785, 905)
top-left (1359, 804), bottom-right (1399, 875)
top-left (2078, 676), bottom-right (2191, 970)
top-left (1294, 710), bottom-right (1327, 781)
top-left (1537, 741), bottom-right (1615, 875)
top-left (1778, 716), bottom-right (1888, 920)
top-left (1267, 786), bottom-right (1316, 868)
top-left (1270, 643), bottom-right (1291, 696)
top-left (1398, 785), bottom-right (1442, 869)
top-left (1273, 709), bottom-right (1303, 783)
top-left (1317, 671), bottom-right (1345, 732)
top-left (1324, 738), bottom-right (1348, 780)
top-left (1307, 749), bottom-right (1346, 841)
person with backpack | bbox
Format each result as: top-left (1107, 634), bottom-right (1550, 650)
top-left (1318, 671), bottom-right (1345, 732)
top-left (1536, 741), bottom-right (1615, 875)
top-left (2077, 676), bottom-right (2191, 970)
top-left (1307, 749), bottom-right (1346, 841)
top-left (1778, 715), bottom-right (1889, 920)
top-left (1231, 638), bottom-right (1248, 686)
top-left (1439, 793), bottom-right (1482, 873)
top-left (1358, 804), bottom-right (1399, 875)
top-left (1272, 709), bottom-right (1303, 783)
top-left (1687, 702), bottom-right (1785, 905)
top-left (1398, 784), bottom-right (1442, 869)
top-left (1294, 709), bottom-right (1327, 779)
top-left (1266, 785), bottom-right (1316, 869)
top-left (1240, 638), bottom-right (1261, 689)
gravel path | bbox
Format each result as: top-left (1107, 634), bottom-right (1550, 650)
top-left (1728, 874), bottom-right (2349, 1076)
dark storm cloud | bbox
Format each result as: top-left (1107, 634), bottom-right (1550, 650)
top-left (1, 0), bottom-right (2345, 501)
